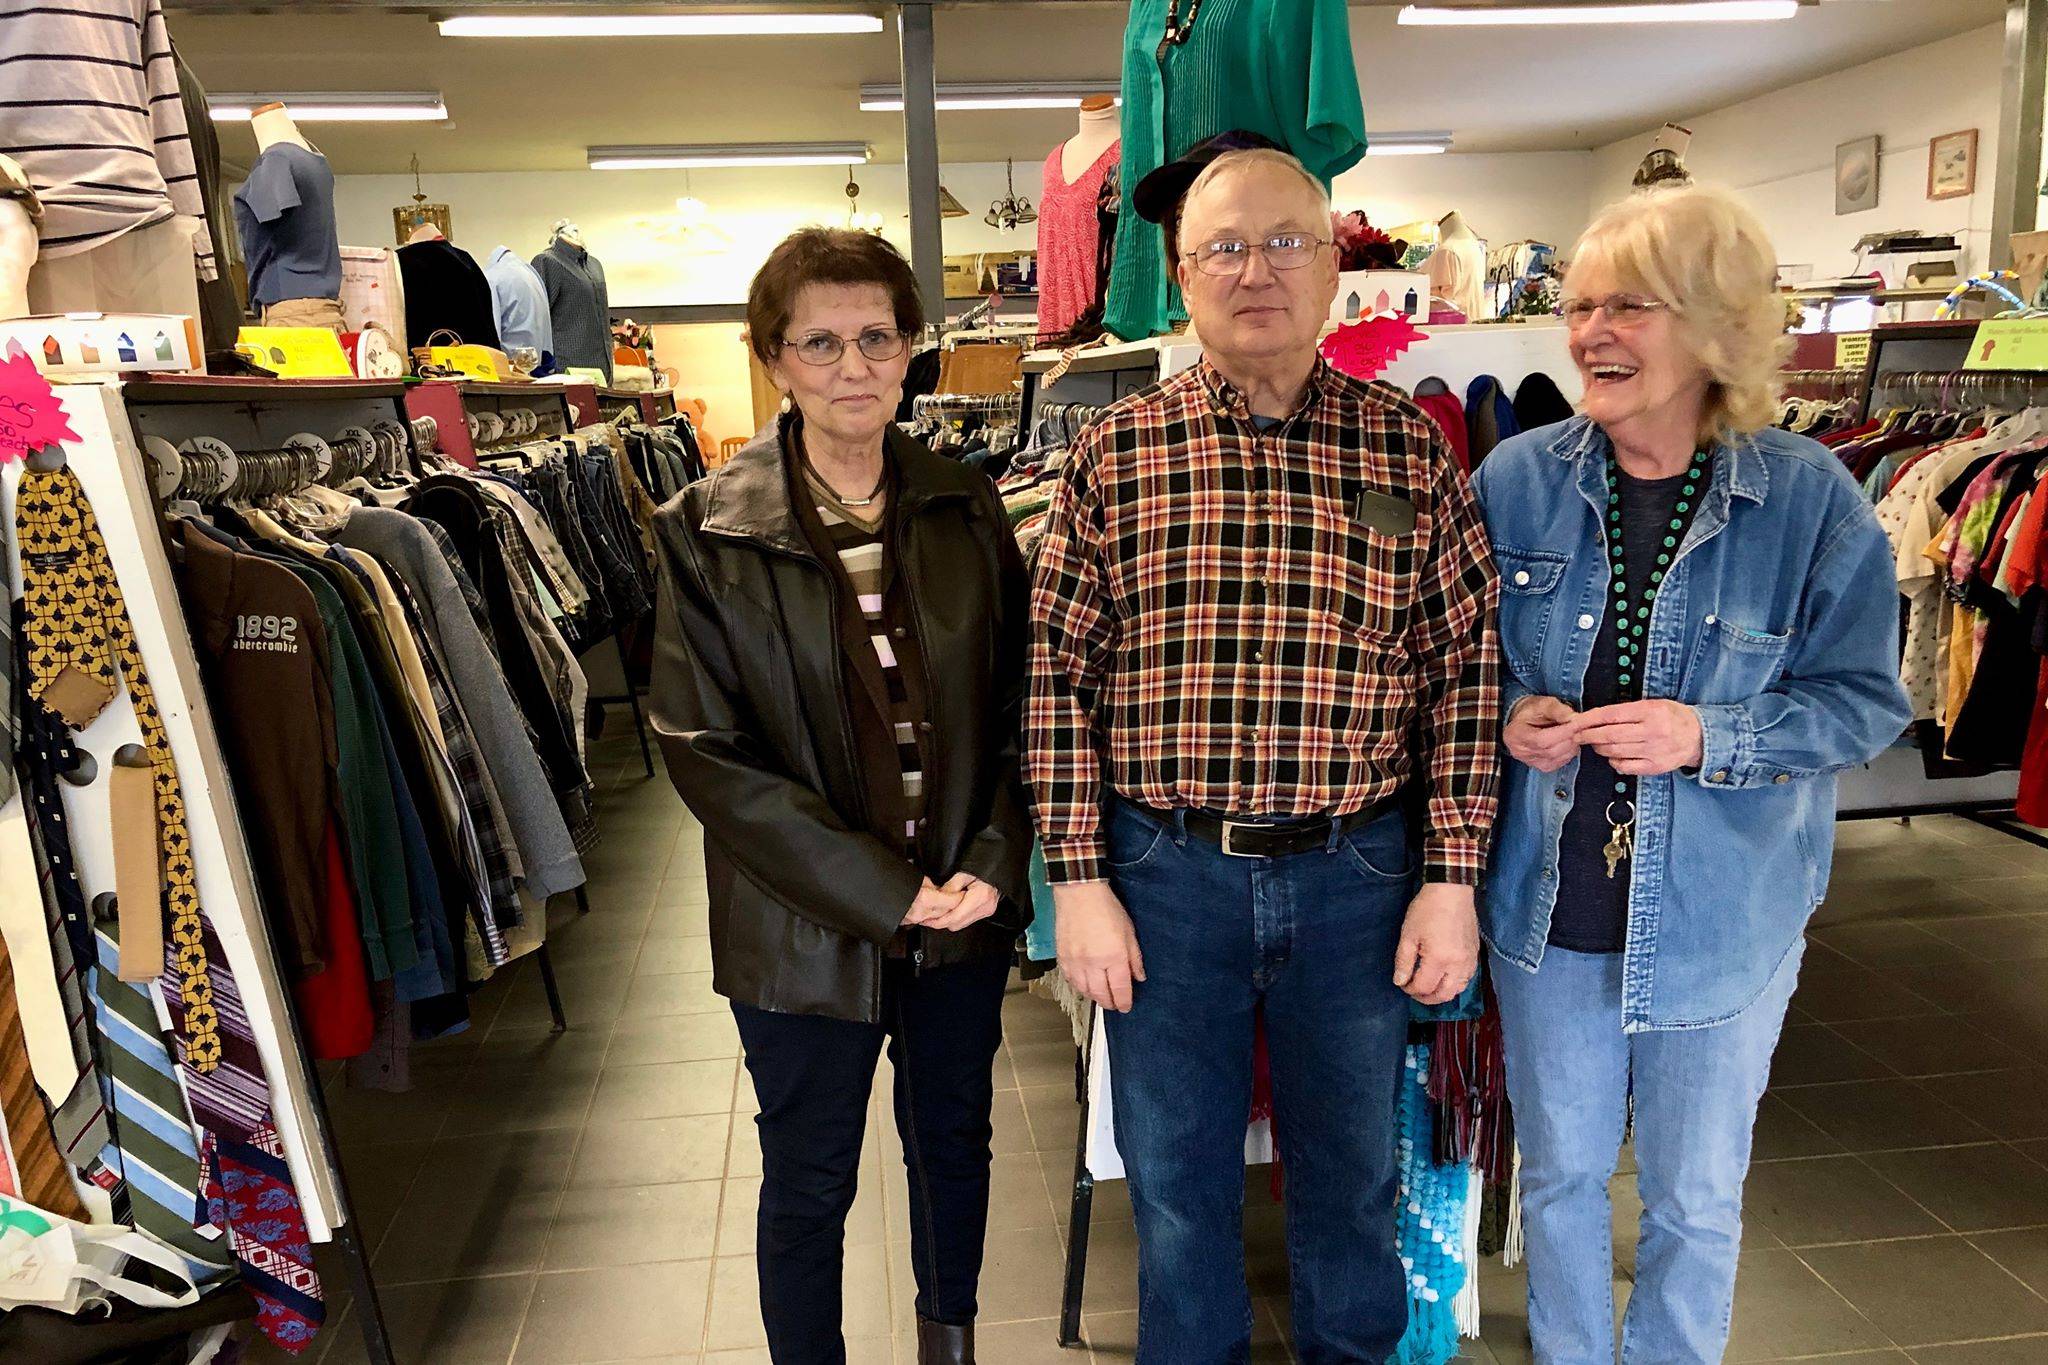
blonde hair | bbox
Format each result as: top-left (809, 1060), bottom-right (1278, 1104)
top-left (1571, 184), bottom-right (1790, 443)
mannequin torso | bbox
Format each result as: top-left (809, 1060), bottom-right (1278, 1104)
top-left (1061, 100), bottom-right (1121, 184)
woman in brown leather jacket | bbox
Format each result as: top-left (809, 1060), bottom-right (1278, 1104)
top-left (649, 228), bottom-right (1032, 1365)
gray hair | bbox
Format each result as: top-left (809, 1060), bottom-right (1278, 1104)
top-left (1182, 149), bottom-right (1331, 225)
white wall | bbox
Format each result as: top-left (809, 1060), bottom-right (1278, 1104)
top-left (328, 150), bottom-right (1598, 310)
top-left (1588, 23), bottom-right (2004, 281)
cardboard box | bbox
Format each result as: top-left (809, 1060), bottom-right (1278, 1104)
top-left (1330, 271), bottom-right (1431, 323)
top-left (0, 313), bottom-right (201, 376)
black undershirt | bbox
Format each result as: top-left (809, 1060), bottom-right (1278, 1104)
top-left (1548, 468), bottom-right (1689, 954)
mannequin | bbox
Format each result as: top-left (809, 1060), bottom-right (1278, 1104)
top-left (396, 218), bottom-right (500, 348)
top-left (233, 101), bottom-right (345, 331)
top-left (1039, 99), bottom-right (1123, 338)
top-left (533, 222), bottom-right (612, 380)
top-left (1, 155), bottom-right (38, 319)
top-left (1427, 210), bottom-right (1487, 321)
top-left (1062, 96), bottom-right (1121, 183)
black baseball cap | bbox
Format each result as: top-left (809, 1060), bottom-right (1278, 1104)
top-left (1132, 129), bottom-right (1284, 224)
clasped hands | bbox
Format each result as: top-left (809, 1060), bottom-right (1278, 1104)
top-left (1505, 695), bottom-right (1704, 776)
top-left (901, 872), bottom-right (1002, 933)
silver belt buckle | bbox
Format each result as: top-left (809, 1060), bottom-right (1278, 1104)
top-left (1219, 820), bottom-right (1259, 858)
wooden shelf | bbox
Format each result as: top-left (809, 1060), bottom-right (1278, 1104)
top-left (121, 375), bottom-right (411, 402)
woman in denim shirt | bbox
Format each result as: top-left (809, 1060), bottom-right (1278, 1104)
top-left (1470, 186), bottom-right (1912, 1365)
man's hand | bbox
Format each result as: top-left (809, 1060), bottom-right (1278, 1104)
top-left (1503, 695), bottom-right (1582, 773)
top-left (918, 872), bottom-right (1002, 933)
top-left (902, 878), bottom-right (966, 928)
top-left (1055, 881), bottom-right (1146, 1013)
top-left (1394, 882), bottom-right (1479, 1006)
top-left (1576, 699), bottom-right (1704, 777)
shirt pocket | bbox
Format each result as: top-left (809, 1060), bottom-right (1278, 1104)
top-left (1682, 614), bottom-right (1792, 705)
top-left (1314, 499), bottom-right (1425, 645)
top-left (1493, 545), bottom-right (1570, 683)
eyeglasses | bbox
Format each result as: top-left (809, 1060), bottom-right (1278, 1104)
top-left (779, 327), bottom-right (909, 366)
top-left (1183, 233), bottom-right (1330, 277)
top-left (1559, 294), bottom-right (1672, 328)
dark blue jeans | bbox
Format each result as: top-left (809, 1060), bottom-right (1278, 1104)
top-left (1102, 799), bottom-right (1415, 1365)
top-left (733, 954), bottom-right (1009, 1365)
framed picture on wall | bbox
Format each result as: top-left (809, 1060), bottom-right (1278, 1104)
top-left (1928, 129), bottom-right (1979, 201)
top-left (1835, 135), bottom-right (1880, 215)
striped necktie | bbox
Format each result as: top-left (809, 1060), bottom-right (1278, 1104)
top-left (13, 462), bottom-right (324, 1350)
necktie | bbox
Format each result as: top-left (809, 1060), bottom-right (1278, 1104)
top-left (13, 463), bottom-right (324, 1350)
top-left (0, 926), bottom-right (85, 1219)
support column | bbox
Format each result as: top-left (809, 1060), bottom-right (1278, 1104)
top-left (897, 1), bottom-right (946, 320)
top-left (1991, 0), bottom-right (2048, 268)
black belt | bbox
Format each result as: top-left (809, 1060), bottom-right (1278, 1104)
top-left (1142, 793), bottom-right (1400, 859)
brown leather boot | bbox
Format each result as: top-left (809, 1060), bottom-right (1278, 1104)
top-left (915, 1317), bottom-right (974, 1364)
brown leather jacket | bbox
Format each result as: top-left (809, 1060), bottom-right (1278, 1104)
top-left (649, 422), bottom-right (1032, 1024)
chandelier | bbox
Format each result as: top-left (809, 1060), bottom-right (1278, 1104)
top-left (984, 159), bottom-right (1037, 232)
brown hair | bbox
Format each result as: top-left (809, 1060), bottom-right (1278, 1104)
top-left (746, 228), bottom-right (925, 366)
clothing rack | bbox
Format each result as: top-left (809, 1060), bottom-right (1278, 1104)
top-left (1780, 368), bottom-right (1862, 403)
top-left (1835, 321), bottom-right (2046, 849)
top-left (911, 391), bottom-right (1023, 421)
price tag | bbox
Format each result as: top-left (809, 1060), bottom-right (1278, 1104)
top-left (1964, 318), bottom-right (2048, 370)
top-left (0, 345), bottom-right (82, 464)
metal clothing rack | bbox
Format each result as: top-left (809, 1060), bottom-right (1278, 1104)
top-left (118, 379), bottom-right (595, 1364)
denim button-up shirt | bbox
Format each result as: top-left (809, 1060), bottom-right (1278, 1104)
top-left (1471, 417), bottom-right (1912, 1031)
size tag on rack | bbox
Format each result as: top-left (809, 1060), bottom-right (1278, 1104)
top-left (1965, 318), bottom-right (2048, 371)
top-left (234, 326), bottom-right (354, 379)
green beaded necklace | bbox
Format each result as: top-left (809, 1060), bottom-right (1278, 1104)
top-left (1598, 445), bottom-right (1712, 878)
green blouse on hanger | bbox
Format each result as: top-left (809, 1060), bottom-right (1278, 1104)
top-left (1102, 0), bottom-right (1369, 342)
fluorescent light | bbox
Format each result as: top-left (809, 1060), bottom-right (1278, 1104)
top-left (859, 82), bottom-right (1120, 113)
top-left (440, 13), bottom-right (883, 38)
top-left (1398, 1), bottom-right (1798, 25)
top-left (588, 143), bottom-right (869, 170)
top-left (209, 92), bottom-right (447, 122)
top-left (1366, 131), bottom-right (1454, 156)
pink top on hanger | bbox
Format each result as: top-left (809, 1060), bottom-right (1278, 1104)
top-left (1037, 141), bottom-right (1120, 337)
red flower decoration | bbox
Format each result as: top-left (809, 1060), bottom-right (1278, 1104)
top-left (0, 345), bottom-right (82, 464)
top-left (1319, 314), bottom-right (1427, 382)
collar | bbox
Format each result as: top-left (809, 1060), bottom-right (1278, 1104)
top-left (698, 412), bottom-right (978, 556)
top-left (490, 245), bottom-right (517, 266)
top-left (1197, 355), bottom-right (1339, 424)
top-left (1545, 414), bottom-right (1770, 506)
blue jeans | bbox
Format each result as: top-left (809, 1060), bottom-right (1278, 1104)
top-left (1491, 941), bottom-right (1803, 1365)
top-left (1101, 800), bottom-right (1415, 1365)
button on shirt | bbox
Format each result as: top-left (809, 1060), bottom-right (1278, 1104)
top-left (1027, 358), bottom-right (1503, 885)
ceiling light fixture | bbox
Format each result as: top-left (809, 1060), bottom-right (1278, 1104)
top-left (209, 91), bottom-right (448, 122)
top-left (859, 82), bottom-right (1120, 113)
top-left (588, 143), bottom-right (870, 171)
top-left (1365, 131), bottom-right (1454, 156)
top-left (1397, 1), bottom-right (1798, 25)
top-left (440, 13), bottom-right (883, 38)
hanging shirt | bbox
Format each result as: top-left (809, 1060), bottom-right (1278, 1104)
top-left (484, 245), bottom-right (554, 357)
top-left (1038, 141), bottom-right (1121, 338)
top-left (232, 143), bottom-right (342, 307)
top-left (1102, 0), bottom-right (1367, 341)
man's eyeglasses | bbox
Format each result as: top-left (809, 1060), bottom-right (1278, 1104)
top-left (780, 328), bottom-right (910, 367)
top-left (1183, 233), bottom-right (1330, 277)
top-left (1559, 294), bottom-right (1672, 329)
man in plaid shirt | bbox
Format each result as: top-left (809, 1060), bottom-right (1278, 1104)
top-left (1026, 141), bottom-right (1502, 1363)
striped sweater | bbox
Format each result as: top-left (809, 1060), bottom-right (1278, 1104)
top-left (1, 0), bottom-right (216, 276)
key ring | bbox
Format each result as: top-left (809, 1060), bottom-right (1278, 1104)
top-left (1605, 799), bottom-right (1636, 827)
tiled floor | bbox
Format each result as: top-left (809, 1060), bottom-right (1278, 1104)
top-left (249, 734), bottom-right (2048, 1364)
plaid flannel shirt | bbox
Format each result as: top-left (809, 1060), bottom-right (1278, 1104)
top-left (1026, 358), bottom-right (1502, 886)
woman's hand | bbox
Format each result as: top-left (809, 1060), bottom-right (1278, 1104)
top-left (916, 873), bottom-right (1002, 933)
top-left (1504, 695), bottom-right (1583, 773)
top-left (1576, 700), bottom-right (1704, 776)
top-left (902, 878), bottom-right (966, 928)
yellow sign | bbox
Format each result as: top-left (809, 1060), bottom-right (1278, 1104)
top-left (234, 326), bottom-right (353, 379)
top-left (426, 344), bottom-right (514, 382)
top-left (1964, 317), bottom-right (2048, 370)
top-left (1834, 332), bottom-right (1871, 371)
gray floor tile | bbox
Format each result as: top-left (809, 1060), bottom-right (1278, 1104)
top-left (589, 1058), bottom-right (739, 1122)
top-left (1864, 1144), bottom-right (2048, 1233)
top-left (1743, 1156), bottom-right (1945, 1246)
top-left (1725, 1247), bottom-right (1895, 1361)
top-left (1906, 1336), bottom-right (2048, 1362)
top-left (1772, 1024), bottom-right (1895, 1086)
top-left (1830, 1017), bottom-right (2033, 1079)
top-left (610, 1011), bottom-right (744, 1066)
top-left (516, 1259), bottom-right (714, 1362)
top-left (321, 1274), bottom-right (536, 1365)
top-left (543, 1179), bottom-right (724, 1270)
top-left (572, 1114), bottom-right (734, 1188)
top-left (1970, 1226), bottom-right (2048, 1297)
top-left (1776, 1079), bottom-right (1994, 1153)
top-left (1917, 1069), bottom-right (2048, 1142)
top-left (1799, 1237), bottom-right (2048, 1348)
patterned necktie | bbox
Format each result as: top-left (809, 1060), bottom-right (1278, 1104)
top-left (0, 926), bottom-right (85, 1219)
top-left (13, 463), bottom-right (324, 1351)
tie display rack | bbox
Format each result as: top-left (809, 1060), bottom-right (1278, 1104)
top-left (8, 374), bottom-right (646, 1364)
